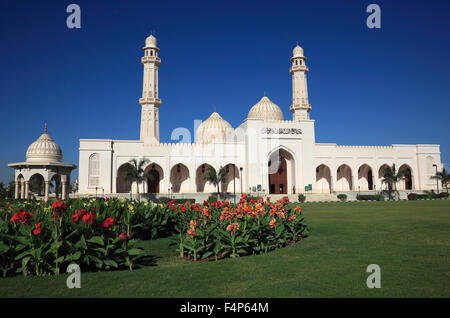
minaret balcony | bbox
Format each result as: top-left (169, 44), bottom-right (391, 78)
top-left (289, 65), bottom-right (309, 74)
top-left (141, 56), bottom-right (161, 65)
top-left (290, 103), bottom-right (312, 112)
top-left (139, 97), bottom-right (162, 106)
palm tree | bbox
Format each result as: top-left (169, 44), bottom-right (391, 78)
top-left (123, 158), bottom-right (152, 201)
top-left (381, 163), bottom-right (405, 200)
top-left (204, 165), bottom-right (227, 200)
top-left (431, 168), bottom-right (450, 193)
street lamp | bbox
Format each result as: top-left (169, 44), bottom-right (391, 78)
top-left (239, 167), bottom-right (243, 198)
top-left (432, 164), bottom-right (439, 194)
top-left (233, 164), bottom-right (236, 205)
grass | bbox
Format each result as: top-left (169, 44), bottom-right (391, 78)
top-left (0, 200), bottom-right (449, 297)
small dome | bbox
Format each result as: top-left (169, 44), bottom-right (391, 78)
top-left (26, 128), bottom-right (62, 162)
top-left (145, 34), bottom-right (157, 48)
top-left (195, 112), bottom-right (233, 144)
top-left (247, 96), bottom-right (284, 121)
top-left (293, 44), bottom-right (304, 58)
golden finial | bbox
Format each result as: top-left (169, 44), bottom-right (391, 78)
top-left (44, 123), bottom-right (47, 134)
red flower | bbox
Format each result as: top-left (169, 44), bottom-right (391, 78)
top-left (33, 222), bottom-right (42, 235)
top-left (99, 217), bottom-right (115, 230)
top-left (181, 206), bottom-right (187, 213)
top-left (119, 232), bottom-right (128, 243)
top-left (82, 211), bottom-right (95, 225)
top-left (72, 209), bottom-right (87, 223)
top-left (10, 210), bottom-right (33, 225)
top-left (250, 199), bottom-right (255, 204)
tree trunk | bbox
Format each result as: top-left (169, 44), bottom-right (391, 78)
top-left (136, 182), bottom-right (140, 201)
top-left (394, 183), bottom-right (399, 201)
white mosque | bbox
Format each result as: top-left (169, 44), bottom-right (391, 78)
top-left (73, 34), bottom-right (442, 199)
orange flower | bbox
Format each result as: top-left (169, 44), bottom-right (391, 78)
top-left (187, 228), bottom-right (196, 237)
top-left (294, 206), bottom-right (302, 213)
top-left (189, 220), bottom-right (197, 229)
top-left (269, 218), bottom-right (277, 227)
top-left (226, 222), bottom-right (239, 233)
top-left (278, 212), bottom-right (285, 219)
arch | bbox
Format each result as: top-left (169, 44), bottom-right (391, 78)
top-left (88, 153), bottom-right (100, 187)
top-left (398, 164), bottom-right (413, 190)
top-left (221, 163), bottom-right (240, 193)
top-left (144, 163), bottom-right (164, 194)
top-left (195, 163), bottom-right (216, 193)
top-left (378, 164), bottom-right (391, 190)
top-left (50, 174), bottom-right (62, 199)
top-left (29, 173), bottom-right (45, 197)
top-left (268, 147), bottom-right (296, 194)
top-left (358, 164), bottom-right (374, 191)
top-left (315, 164), bottom-right (331, 193)
top-left (170, 163), bottom-right (190, 193)
top-left (336, 164), bottom-right (353, 191)
top-left (116, 163), bottom-right (133, 193)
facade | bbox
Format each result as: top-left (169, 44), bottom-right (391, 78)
top-left (9, 125), bottom-right (77, 201)
top-left (78, 34), bottom-right (443, 197)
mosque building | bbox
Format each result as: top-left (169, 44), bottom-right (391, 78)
top-left (74, 34), bottom-right (442, 199)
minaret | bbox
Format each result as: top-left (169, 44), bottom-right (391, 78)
top-left (139, 34), bottom-right (162, 144)
top-left (289, 43), bottom-right (311, 121)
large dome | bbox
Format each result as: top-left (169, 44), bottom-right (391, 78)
top-left (26, 127), bottom-right (62, 162)
top-left (195, 112), bottom-right (233, 144)
top-left (247, 96), bottom-right (284, 121)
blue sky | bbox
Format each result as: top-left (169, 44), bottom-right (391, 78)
top-left (1, 0), bottom-right (449, 184)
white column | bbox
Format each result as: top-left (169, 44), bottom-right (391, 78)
top-left (15, 181), bottom-right (19, 199)
top-left (20, 181), bottom-right (25, 199)
top-left (24, 181), bottom-right (29, 199)
top-left (62, 181), bottom-right (67, 200)
top-left (44, 181), bottom-right (50, 202)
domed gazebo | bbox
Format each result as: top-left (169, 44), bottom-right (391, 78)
top-left (8, 125), bottom-right (77, 201)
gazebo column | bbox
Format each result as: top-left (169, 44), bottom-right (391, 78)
top-left (20, 181), bottom-right (25, 199)
top-left (15, 181), bottom-right (19, 199)
top-left (44, 181), bottom-right (50, 202)
top-left (62, 181), bottom-right (67, 200)
top-left (24, 181), bottom-right (30, 199)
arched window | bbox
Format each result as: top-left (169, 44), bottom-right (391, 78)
top-left (88, 153), bottom-right (100, 187)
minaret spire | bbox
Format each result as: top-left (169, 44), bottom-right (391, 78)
top-left (289, 43), bottom-right (312, 121)
top-left (44, 123), bottom-right (47, 134)
top-left (139, 33), bottom-right (162, 144)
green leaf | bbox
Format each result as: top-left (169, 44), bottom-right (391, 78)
top-left (0, 242), bottom-right (9, 253)
top-left (103, 259), bottom-right (118, 268)
top-left (87, 236), bottom-right (105, 246)
top-left (76, 235), bottom-right (88, 250)
top-left (127, 248), bottom-right (145, 256)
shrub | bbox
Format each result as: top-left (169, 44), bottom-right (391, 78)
top-left (356, 194), bottom-right (384, 201)
top-left (298, 194), bottom-right (306, 203)
top-left (208, 195), bottom-right (217, 203)
top-left (159, 197), bottom-right (195, 204)
top-left (407, 193), bottom-right (417, 200)
top-left (337, 194), bottom-right (347, 202)
top-left (171, 195), bottom-right (309, 261)
top-left (0, 198), bottom-right (153, 277)
top-left (438, 192), bottom-right (449, 198)
top-left (158, 197), bottom-right (171, 203)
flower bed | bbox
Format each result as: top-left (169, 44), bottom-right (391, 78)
top-left (0, 195), bottom-right (309, 277)
top-left (170, 195), bottom-right (309, 261)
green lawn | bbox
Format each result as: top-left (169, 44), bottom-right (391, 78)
top-left (1, 200), bottom-right (449, 297)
